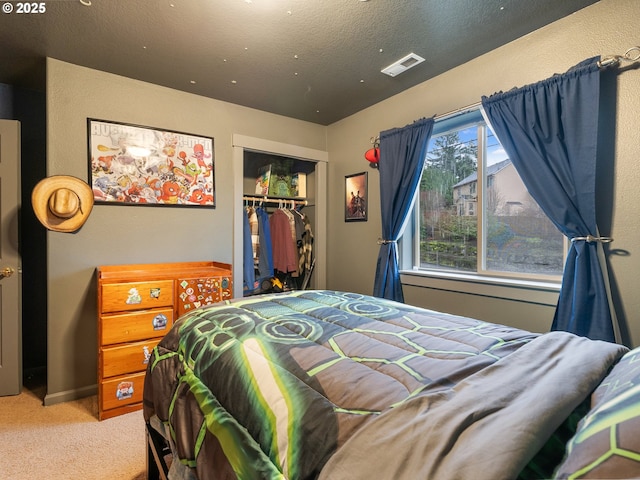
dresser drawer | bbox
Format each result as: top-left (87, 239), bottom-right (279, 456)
top-left (100, 307), bottom-right (174, 346)
top-left (101, 280), bottom-right (174, 313)
top-left (100, 371), bottom-right (146, 413)
top-left (101, 339), bottom-right (160, 378)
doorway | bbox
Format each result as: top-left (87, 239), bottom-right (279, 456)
top-left (1, 84), bottom-right (48, 396)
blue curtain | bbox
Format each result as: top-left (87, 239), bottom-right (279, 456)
top-left (481, 57), bottom-right (618, 343)
top-left (373, 117), bottom-right (434, 302)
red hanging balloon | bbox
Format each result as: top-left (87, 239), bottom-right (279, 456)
top-left (365, 147), bottom-right (380, 164)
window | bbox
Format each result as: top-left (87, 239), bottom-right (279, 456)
top-left (408, 107), bottom-right (566, 280)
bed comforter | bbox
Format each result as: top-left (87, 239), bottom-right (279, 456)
top-left (142, 290), bottom-right (627, 480)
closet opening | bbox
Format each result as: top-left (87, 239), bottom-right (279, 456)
top-left (242, 152), bottom-right (317, 296)
top-left (232, 135), bottom-right (328, 299)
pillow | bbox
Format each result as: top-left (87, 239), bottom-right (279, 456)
top-left (554, 346), bottom-right (640, 479)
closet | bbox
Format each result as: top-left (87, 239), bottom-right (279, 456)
top-left (242, 152), bottom-right (316, 296)
top-left (232, 135), bottom-right (328, 299)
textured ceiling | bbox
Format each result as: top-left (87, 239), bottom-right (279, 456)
top-left (0, 0), bottom-right (599, 125)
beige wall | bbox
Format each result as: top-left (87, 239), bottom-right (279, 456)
top-left (45, 0), bottom-right (640, 403)
top-left (45, 59), bottom-right (326, 403)
top-left (326, 0), bottom-right (640, 344)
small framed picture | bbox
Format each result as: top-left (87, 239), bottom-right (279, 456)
top-left (345, 172), bottom-right (368, 222)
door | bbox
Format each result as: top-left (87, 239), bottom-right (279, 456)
top-left (0, 120), bottom-right (22, 396)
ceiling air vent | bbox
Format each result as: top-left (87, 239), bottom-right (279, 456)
top-left (381, 53), bottom-right (425, 77)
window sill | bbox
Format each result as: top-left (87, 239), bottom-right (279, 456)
top-left (399, 269), bottom-right (561, 307)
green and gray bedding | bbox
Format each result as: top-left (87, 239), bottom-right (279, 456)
top-left (143, 290), bottom-right (629, 480)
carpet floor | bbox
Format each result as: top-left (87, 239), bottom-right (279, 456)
top-left (0, 372), bottom-right (146, 479)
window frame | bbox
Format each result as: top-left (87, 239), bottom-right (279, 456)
top-left (400, 106), bottom-right (566, 291)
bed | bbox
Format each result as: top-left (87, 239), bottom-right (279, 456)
top-left (142, 290), bottom-right (640, 480)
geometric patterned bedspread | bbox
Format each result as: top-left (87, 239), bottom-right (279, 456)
top-left (142, 290), bottom-right (626, 480)
top-left (553, 345), bottom-right (640, 479)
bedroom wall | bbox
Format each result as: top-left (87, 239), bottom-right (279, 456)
top-left (325, 0), bottom-right (640, 345)
top-left (45, 59), bottom-right (326, 404)
top-left (41, 0), bottom-right (640, 405)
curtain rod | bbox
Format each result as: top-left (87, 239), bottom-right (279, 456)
top-left (436, 47), bottom-right (640, 119)
top-left (433, 101), bottom-right (482, 122)
top-left (597, 45), bottom-right (640, 68)
top-left (371, 101), bottom-right (482, 144)
top-left (372, 47), bottom-right (640, 144)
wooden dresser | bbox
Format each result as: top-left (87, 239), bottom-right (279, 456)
top-left (97, 261), bottom-right (232, 420)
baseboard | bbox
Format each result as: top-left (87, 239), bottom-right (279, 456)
top-left (44, 384), bottom-right (97, 406)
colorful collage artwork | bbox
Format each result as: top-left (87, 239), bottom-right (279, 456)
top-left (88, 119), bottom-right (215, 207)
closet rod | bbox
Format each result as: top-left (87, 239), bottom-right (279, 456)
top-left (243, 195), bottom-right (308, 207)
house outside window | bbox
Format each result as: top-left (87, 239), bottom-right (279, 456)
top-left (408, 107), bottom-right (566, 280)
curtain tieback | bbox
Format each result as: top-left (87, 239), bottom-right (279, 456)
top-left (377, 238), bottom-right (397, 245)
top-left (571, 235), bottom-right (613, 243)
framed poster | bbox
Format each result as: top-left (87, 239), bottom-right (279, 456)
top-left (88, 119), bottom-right (215, 207)
top-left (345, 171), bottom-right (368, 222)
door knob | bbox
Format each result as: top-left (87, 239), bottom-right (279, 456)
top-left (0, 267), bottom-right (15, 279)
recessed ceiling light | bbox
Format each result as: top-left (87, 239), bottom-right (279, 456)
top-left (79, 0), bottom-right (91, 5)
top-left (190, 80), bottom-right (196, 84)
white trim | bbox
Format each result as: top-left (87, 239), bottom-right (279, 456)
top-left (400, 270), bottom-right (560, 306)
top-left (232, 134), bottom-right (328, 163)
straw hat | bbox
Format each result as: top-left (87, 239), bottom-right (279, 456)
top-left (32, 176), bottom-right (94, 233)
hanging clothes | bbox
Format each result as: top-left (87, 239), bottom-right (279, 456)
top-left (280, 207), bottom-right (299, 278)
top-left (300, 213), bottom-right (314, 274)
top-left (270, 208), bottom-right (298, 275)
top-left (242, 208), bottom-right (256, 293)
top-left (242, 197), bottom-right (314, 294)
top-left (291, 209), bottom-right (306, 276)
top-left (247, 207), bottom-right (259, 269)
top-left (256, 206), bottom-right (274, 279)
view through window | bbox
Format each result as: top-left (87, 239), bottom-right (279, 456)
top-left (414, 109), bottom-right (565, 279)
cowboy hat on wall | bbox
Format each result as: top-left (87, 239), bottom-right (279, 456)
top-left (32, 175), bottom-right (94, 233)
